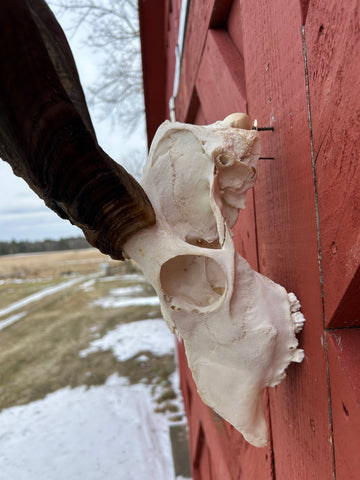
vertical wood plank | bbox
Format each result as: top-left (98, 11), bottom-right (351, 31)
top-left (193, 100), bottom-right (208, 126)
top-left (238, 0), bottom-right (334, 477)
top-left (195, 29), bottom-right (247, 124)
top-left (300, 0), bottom-right (310, 23)
top-left (329, 266), bottom-right (360, 327)
top-left (139, 0), bottom-right (168, 144)
top-left (175, 0), bottom-right (234, 123)
top-left (305, 0), bottom-right (360, 328)
top-left (175, 0), bottom-right (215, 122)
top-left (327, 330), bottom-right (360, 480)
top-left (146, 0), bottom-right (360, 477)
top-left (227, 0), bottom-right (244, 57)
top-left (232, 190), bottom-right (259, 272)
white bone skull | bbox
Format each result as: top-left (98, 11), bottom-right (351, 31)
top-left (123, 113), bottom-right (305, 448)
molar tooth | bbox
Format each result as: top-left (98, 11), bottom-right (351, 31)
top-left (292, 311), bottom-right (306, 333)
top-left (292, 349), bottom-right (305, 363)
top-left (288, 292), bottom-right (301, 312)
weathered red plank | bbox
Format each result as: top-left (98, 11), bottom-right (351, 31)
top-left (237, 0), bottom-right (334, 478)
top-left (139, 0), bottom-right (168, 144)
top-left (305, 0), bottom-right (360, 328)
top-left (174, 0), bottom-right (213, 122)
top-left (327, 330), bottom-right (360, 480)
top-left (193, 99), bottom-right (208, 126)
top-left (226, 0), bottom-right (244, 57)
top-left (193, 426), bottom-right (212, 480)
top-left (175, 0), bottom-right (233, 122)
top-left (300, 0), bottom-right (310, 23)
top-left (330, 265), bottom-right (360, 327)
top-left (195, 28), bottom-right (247, 124)
top-left (209, 0), bottom-right (233, 28)
top-left (144, 0), bottom-right (360, 477)
top-left (232, 190), bottom-right (259, 272)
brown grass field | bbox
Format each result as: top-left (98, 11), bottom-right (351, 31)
top-left (0, 249), bottom-right (179, 419)
top-left (0, 248), bottom-right (118, 279)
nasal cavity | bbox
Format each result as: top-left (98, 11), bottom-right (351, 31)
top-left (160, 255), bottom-right (226, 309)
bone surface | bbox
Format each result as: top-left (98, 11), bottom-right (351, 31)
top-left (124, 113), bottom-right (305, 448)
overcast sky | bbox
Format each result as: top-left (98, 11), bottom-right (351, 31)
top-left (0, 5), bottom-right (147, 242)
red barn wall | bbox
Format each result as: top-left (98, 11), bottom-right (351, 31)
top-left (139, 0), bottom-right (360, 478)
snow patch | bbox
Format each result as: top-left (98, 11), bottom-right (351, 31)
top-left (0, 276), bottom-right (85, 318)
top-left (79, 319), bottom-right (174, 361)
top-left (0, 375), bottom-right (176, 480)
top-left (0, 311), bottom-right (27, 331)
top-left (93, 295), bottom-right (160, 309)
top-left (107, 285), bottom-right (145, 296)
top-left (99, 273), bottom-right (144, 283)
top-left (79, 279), bottom-right (96, 291)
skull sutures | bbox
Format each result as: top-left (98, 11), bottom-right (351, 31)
top-left (124, 113), bottom-right (305, 448)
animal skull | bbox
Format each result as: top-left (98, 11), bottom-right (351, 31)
top-left (123, 113), bottom-right (305, 448)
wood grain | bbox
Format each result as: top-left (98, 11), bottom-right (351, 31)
top-left (175, 0), bottom-right (233, 122)
top-left (327, 330), bottom-right (360, 480)
top-left (139, 0), bottom-right (168, 143)
top-left (156, 0), bottom-right (360, 478)
top-left (195, 29), bottom-right (247, 124)
top-left (305, 0), bottom-right (360, 328)
top-left (239, 0), bottom-right (334, 477)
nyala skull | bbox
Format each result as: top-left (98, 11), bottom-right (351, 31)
top-left (123, 113), bottom-right (305, 448)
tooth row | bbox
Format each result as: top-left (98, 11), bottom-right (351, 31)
top-left (288, 292), bottom-right (301, 313)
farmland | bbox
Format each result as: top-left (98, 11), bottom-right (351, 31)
top-left (0, 248), bottom-right (180, 412)
top-left (0, 249), bottom-right (190, 479)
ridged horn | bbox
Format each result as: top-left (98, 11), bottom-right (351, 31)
top-left (0, 0), bottom-right (155, 260)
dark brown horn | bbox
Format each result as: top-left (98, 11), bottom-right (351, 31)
top-left (0, 0), bottom-right (155, 260)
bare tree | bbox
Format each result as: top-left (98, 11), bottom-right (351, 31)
top-left (49, 0), bottom-right (144, 130)
top-left (0, 0), bottom-right (154, 259)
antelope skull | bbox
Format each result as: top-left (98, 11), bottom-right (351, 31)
top-left (124, 113), bottom-right (305, 448)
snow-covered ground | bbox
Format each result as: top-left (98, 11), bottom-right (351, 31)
top-left (0, 376), bottom-right (178, 480)
top-left (0, 275), bottom-right (192, 480)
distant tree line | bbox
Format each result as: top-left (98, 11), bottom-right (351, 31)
top-left (0, 237), bottom-right (90, 256)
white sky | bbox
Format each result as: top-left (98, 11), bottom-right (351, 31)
top-left (0, 5), bottom-right (147, 242)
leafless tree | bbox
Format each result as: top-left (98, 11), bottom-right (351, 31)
top-left (0, 0), bottom-right (154, 258)
top-left (49, 0), bottom-right (144, 130)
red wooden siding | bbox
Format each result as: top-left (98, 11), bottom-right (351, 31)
top-left (138, 0), bottom-right (168, 147)
top-left (327, 330), bottom-right (360, 478)
top-left (140, 0), bottom-right (360, 478)
top-left (306, 0), bottom-right (360, 330)
top-left (240, 2), bottom-right (334, 478)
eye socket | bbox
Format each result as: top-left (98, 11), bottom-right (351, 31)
top-left (213, 150), bottom-right (235, 167)
top-left (160, 255), bottom-right (227, 310)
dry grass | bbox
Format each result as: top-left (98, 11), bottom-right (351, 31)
top-left (0, 248), bottom-right (118, 279)
top-left (0, 249), bottom-right (179, 417)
